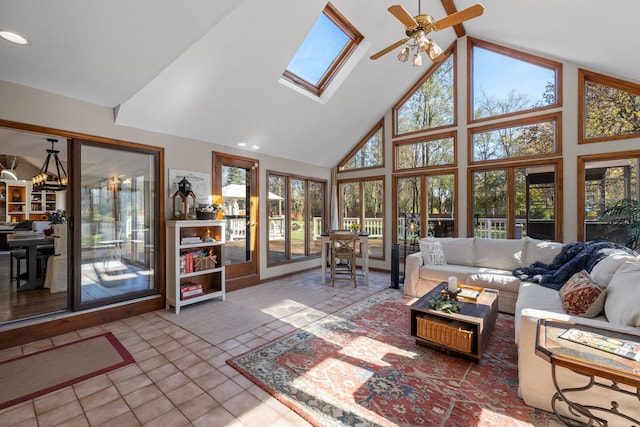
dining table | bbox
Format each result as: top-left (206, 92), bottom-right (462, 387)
top-left (320, 231), bottom-right (369, 285)
top-left (7, 232), bottom-right (54, 291)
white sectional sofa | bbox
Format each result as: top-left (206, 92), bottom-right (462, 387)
top-left (404, 236), bottom-right (640, 424)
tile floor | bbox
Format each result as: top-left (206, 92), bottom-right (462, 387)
top-left (0, 269), bottom-right (392, 426)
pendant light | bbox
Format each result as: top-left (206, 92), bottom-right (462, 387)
top-left (32, 138), bottom-right (68, 191)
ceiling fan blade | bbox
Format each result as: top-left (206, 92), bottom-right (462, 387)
top-left (433, 3), bottom-right (484, 30)
top-left (388, 5), bottom-right (419, 28)
top-left (370, 38), bottom-right (409, 60)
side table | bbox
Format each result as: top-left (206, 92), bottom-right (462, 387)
top-left (535, 319), bottom-right (640, 426)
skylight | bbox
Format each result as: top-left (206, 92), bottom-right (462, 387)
top-left (283, 3), bottom-right (363, 97)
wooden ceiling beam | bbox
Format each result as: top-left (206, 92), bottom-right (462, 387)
top-left (440, 0), bottom-right (467, 38)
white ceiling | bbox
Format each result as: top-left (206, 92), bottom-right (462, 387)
top-left (1, 0), bottom-right (639, 168)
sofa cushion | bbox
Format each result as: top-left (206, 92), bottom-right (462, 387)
top-left (466, 268), bottom-right (522, 293)
top-left (431, 237), bottom-right (475, 266)
top-left (605, 260), bottom-right (640, 327)
top-left (590, 251), bottom-right (636, 285)
top-left (418, 264), bottom-right (479, 284)
top-left (474, 238), bottom-right (524, 270)
top-left (558, 270), bottom-right (606, 317)
top-left (523, 237), bottom-right (564, 267)
top-left (419, 240), bottom-right (447, 265)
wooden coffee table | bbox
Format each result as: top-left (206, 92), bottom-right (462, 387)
top-left (408, 282), bottom-right (498, 361)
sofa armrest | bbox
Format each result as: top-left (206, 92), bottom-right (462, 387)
top-left (403, 252), bottom-right (424, 297)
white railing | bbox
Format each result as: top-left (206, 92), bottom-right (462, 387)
top-left (342, 217), bottom-right (383, 239)
top-left (474, 218), bottom-right (525, 239)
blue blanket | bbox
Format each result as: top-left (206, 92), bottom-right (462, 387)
top-left (512, 241), bottom-right (637, 290)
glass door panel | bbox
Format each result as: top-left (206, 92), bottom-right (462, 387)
top-left (77, 143), bottom-right (158, 309)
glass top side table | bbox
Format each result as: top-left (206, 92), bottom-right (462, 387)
top-left (535, 318), bottom-right (640, 426)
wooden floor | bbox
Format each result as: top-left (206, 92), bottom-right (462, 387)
top-left (0, 252), bottom-right (67, 323)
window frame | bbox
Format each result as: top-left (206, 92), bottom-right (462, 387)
top-left (266, 170), bottom-right (327, 266)
top-left (467, 37), bottom-right (563, 125)
top-left (577, 150), bottom-right (640, 242)
top-left (468, 111), bottom-right (562, 166)
top-left (337, 175), bottom-right (385, 260)
top-left (467, 159), bottom-right (563, 240)
top-left (578, 69), bottom-right (640, 144)
top-left (338, 118), bottom-right (385, 172)
top-left (282, 2), bottom-right (363, 98)
top-left (393, 130), bottom-right (457, 172)
top-left (392, 45), bottom-right (457, 138)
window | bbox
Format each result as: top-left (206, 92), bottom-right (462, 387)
top-left (396, 172), bottom-right (457, 248)
top-left (394, 49), bottom-right (455, 136)
top-left (339, 119), bottom-right (384, 171)
top-left (578, 151), bottom-right (640, 244)
top-left (267, 172), bottom-right (326, 265)
top-left (469, 38), bottom-right (561, 123)
top-left (579, 69), bottom-right (640, 144)
top-left (395, 131), bottom-right (455, 171)
top-left (283, 3), bottom-right (363, 97)
top-left (470, 161), bottom-right (561, 240)
top-left (338, 177), bottom-right (384, 259)
top-left (470, 112), bottom-right (560, 164)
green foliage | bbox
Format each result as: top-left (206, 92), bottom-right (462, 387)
top-left (600, 198), bottom-right (640, 251)
top-left (429, 294), bottom-right (460, 313)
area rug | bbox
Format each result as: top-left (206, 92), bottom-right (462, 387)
top-left (228, 289), bottom-right (562, 427)
top-left (0, 332), bottom-right (134, 410)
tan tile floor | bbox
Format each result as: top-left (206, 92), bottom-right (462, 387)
top-left (0, 269), bottom-right (392, 426)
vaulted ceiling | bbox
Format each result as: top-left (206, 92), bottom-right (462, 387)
top-left (1, 0), bottom-right (638, 168)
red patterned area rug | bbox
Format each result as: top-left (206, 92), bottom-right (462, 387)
top-left (0, 332), bottom-right (134, 410)
top-left (228, 289), bottom-right (563, 427)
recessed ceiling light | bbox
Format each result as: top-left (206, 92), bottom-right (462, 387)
top-left (251, 145), bottom-right (260, 150)
top-left (0, 30), bottom-right (30, 45)
top-left (237, 142), bottom-right (246, 147)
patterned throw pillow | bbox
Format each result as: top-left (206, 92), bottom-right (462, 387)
top-left (419, 240), bottom-right (447, 265)
top-left (558, 270), bottom-right (606, 317)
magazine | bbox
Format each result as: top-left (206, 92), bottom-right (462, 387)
top-left (560, 328), bottom-right (640, 361)
top-left (458, 287), bottom-right (482, 301)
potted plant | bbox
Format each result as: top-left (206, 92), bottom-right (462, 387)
top-left (196, 203), bottom-right (221, 220)
top-left (600, 198), bottom-right (640, 251)
top-left (349, 223), bottom-right (361, 234)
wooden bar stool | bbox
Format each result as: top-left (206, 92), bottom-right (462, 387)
top-left (9, 249), bottom-right (27, 286)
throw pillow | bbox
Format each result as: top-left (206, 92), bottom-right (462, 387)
top-left (419, 240), bottom-right (447, 265)
top-left (604, 261), bottom-right (640, 327)
top-left (558, 270), bottom-right (606, 317)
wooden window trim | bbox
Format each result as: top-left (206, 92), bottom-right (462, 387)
top-left (393, 130), bottom-right (457, 173)
top-left (467, 111), bottom-right (562, 166)
top-left (283, 3), bottom-right (363, 97)
top-left (392, 44), bottom-right (457, 138)
top-left (467, 37), bottom-right (563, 125)
top-left (467, 159), bottom-right (563, 240)
top-left (577, 150), bottom-right (640, 242)
top-left (578, 69), bottom-right (640, 144)
top-left (338, 118), bottom-right (385, 172)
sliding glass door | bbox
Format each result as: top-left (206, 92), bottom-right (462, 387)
top-left (74, 141), bottom-right (160, 309)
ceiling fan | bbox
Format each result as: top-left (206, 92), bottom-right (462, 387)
top-left (371, 1), bottom-right (484, 66)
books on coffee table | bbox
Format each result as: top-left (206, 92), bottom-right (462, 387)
top-left (560, 327), bottom-right (640, 361)
top-left (457, 285), bottom-right (483, 302)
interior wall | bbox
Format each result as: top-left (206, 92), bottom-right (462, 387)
top-left (0, 79), bottom-right (330, 280)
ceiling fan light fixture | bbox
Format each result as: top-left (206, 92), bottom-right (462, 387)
top-left (411, 52), bottom-right (422, 67)
top-left (397, 46), bottom-right (410, 62)
top-left (427, 41), bottom-right (443, 61)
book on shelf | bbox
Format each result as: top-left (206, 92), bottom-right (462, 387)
top-left (560, 327), bottom-right (640, 361)
top-left (181, 237), bottom-right (202, 244)
top-left (180, 283), bottom-right (203, 300)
